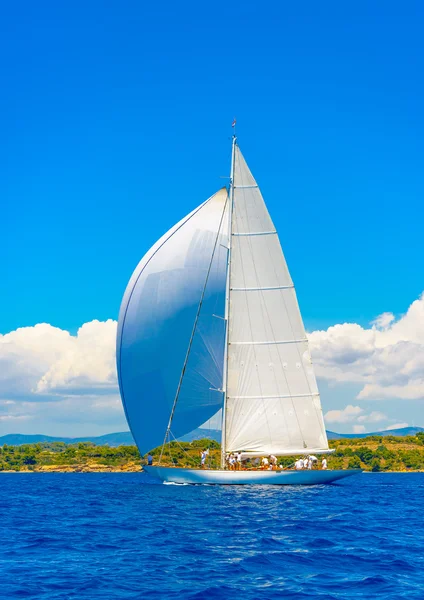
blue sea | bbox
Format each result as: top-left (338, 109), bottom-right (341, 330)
top-left (1, 473), bottom-right (423, 599)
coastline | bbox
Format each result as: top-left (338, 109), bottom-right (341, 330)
top-left (1, 435), bottom-right (423, 473)
top-left (0, 464), bottom-right (143, 473)
top-left (1, 466), bottom-right (424, 474)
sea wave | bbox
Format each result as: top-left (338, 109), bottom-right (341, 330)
top-left (1, 472), bottom-right (423, 599)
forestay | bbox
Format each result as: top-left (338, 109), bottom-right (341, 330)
top-left (224, 145), bottom-right (329, 456)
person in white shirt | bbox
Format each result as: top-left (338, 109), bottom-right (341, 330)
top-left (229, 454), bottom-right (236, 470)
top-left (322, 458), bottom-right (328, 470)
top-left (261, 456), bottom-right (269, 470)
top-left (303, 457), bottom-right (309, 469)
top-left (295, 459), bottom-right (303, 470)
top-left (269, 455), bottom-right (277, 470)
top-left (307, 457), bottom-right (313, 470)
top-left (200, 448), bottom-right (209, 468)
top-left (236, 452), bottom-right (243, 470)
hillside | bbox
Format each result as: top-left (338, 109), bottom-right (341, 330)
top-left (0, 428), bottom-right (221, 447)
top-left (326, 427), bottom-right (424, 439)
top-left (0, 432), bottom-right (135, 447)
top-left (0, 433), bottom-right (423, 472)
top-left (1, 427), bottom-right (422, 447)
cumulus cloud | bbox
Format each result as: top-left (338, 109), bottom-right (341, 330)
top-left (0, 320), bottom-right (122, 435)
top-left (357, 411), bottom-right (387, 423)
top-left (35, 320), bottom-right (117, 394)
top-left (0, 320), bottom-right (117, 400)
top-left (324, 405), bottom-right (363, 424)
top-left (372, 312), bottom-right (395, 330)
top-left (308, 293), bottom-right (424, 401)
top-left (324, 405), bottom-right (388, 432)
top-left (353, 425), bottom-right (366, 434)
top-left (386, 423), bottom-right (409, 430)
top-left (1, 293), bottom-right (423, 435)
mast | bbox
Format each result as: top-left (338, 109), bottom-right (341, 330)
top-left (220, 134), bottom-right (236, 469)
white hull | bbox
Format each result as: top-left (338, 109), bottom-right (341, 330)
top-left (144, 466), bottom-right (362, 485)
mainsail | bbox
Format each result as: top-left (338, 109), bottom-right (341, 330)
top-left (117, 139), bottom-right (330, 459)
top-left (224, 143), bottom-right (329, 455)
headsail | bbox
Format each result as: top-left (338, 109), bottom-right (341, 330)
top-left (117, 188), bottom-right (229, 455)
top-left (224, 144), bottom-right (329, 455)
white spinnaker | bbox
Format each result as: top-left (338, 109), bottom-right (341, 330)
top-left (225, 145), bottom-right (329, 455)
top-left (117, 188), bottom-right (229, 455)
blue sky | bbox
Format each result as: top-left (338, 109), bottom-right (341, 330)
top-left (1, 1), bottom-right (423, 435)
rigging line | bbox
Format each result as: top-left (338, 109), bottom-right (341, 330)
top-left (221, 139), bottom-right (236, 468)
top-left (164, 435), bottom-right (176, 467)
top-left (198, 326), bottom-right (223, 378)
top-left (194, 206), bottom-right (228, 381)
top-left (210, 200), bottom-right (228, 319)
top-left (159, 194), bottom-right (229, 464)
top-left (168, 431), bottom-right (200, 468)
top-left (223, 146), bottom-right (238, 452)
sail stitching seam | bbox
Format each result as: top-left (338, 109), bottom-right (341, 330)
top-left (232, 231), bottom-right (276, 236)
top-left (229, 393), bottom-right (321, 399)
top-left (230, 339), bottom-right (308, 345)
top-left (231, 285), bottom-right (294, 291)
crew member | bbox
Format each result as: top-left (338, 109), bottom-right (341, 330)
top-left (200, 449), bottom-right (209, 469)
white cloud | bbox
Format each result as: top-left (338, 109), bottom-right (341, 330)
top-left (353, 425), bottom-right (366, 434)
top-left (324, 405), bottom-right (363, 423)
top-left (309, 293), bottom-right (424, 401)
top-left (1, 293), bottom-right (423, 436)
top-left (357, 411), bottom-right (387, 423)
top-left (386, 423), bottom-right (409, 430)
top-left (372, 312), bottom-right (395, 330)
top-left (0, 320), bottom-right (118, 400)
top-left (0, 320), bottom-right (123, 435)
top-left (324, 405), bottom-right (389, 433)
top-left (35, 320), bottom-right (117, 395)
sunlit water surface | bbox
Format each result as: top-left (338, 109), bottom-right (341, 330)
top-left (1, 473), bottom-right (423, 599)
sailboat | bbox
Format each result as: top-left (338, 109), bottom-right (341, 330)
top-left (116, 133), bottom-right (361, 485)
